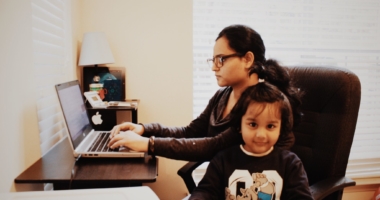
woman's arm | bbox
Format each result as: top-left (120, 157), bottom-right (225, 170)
top-left (108, 88), bottom-right (229, 155)
top-left (108, 128), bottom-right (241, 159)
top-left (108, 111), bottom-right (214, 152)
top-left (153, 127), bottom-right (242, 161)
top-left (109, 120), bottom-right (242, 160)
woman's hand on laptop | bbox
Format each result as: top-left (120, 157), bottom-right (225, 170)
top-left (109, 122), bottom-right (144, 138)
top-left (108, 130), bottom-right (148, 152)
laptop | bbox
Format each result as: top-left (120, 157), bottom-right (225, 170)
top-left (55, 80), bottom-right (145, 158)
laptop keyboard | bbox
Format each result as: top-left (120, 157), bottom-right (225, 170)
top-left (87, 132), bottom-right (119, 152)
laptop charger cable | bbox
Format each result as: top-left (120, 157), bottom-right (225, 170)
top-left (68, 154), bottom-right (82, 189)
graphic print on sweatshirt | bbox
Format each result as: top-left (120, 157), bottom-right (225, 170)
top-left (225, 170), bottom-right (283, 200)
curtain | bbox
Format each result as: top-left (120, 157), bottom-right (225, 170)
top-left (31, 0), bottom-right (73, 190)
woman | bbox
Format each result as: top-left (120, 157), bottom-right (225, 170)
top-left (108, 24), bottom-right (301, 161)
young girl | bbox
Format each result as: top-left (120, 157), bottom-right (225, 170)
top-left (108, 24), bottom-right (302, 162)
top-left (189, 82), bottom-right (312, 200)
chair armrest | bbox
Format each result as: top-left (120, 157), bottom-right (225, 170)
top-left (310, 176), bottom-right (356, 200)
top-left (177, 161), bottom-right (204, 193)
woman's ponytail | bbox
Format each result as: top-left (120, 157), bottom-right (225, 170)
top-left (257, 59), bottom-right (303, 127)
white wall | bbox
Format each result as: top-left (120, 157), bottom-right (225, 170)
top-left (0, 0), bottom-right (44, 192)
top-left (78, 1), bottom-right (193, 199)
top-left (0, 0), bottom-right (81, 194)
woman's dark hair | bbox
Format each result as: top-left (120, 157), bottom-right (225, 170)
top-left (217, 24), bottom-right (303, 126)
top-left (230, 82), bottom-right (294, 143)
top-left (217, 24), bottom-right (266, 67)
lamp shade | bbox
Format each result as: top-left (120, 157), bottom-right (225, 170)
top-left (78, 32), bottom-right (115, 66)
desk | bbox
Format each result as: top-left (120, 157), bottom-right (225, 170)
top-left (15, 137), bottom-right (157, 190)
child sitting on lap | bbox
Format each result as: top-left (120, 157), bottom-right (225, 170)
top-left (189, 81), bottom-right (313, 200)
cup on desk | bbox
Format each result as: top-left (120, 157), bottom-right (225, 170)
top-left (90, 83), bottom-right (105, 99)
top-left (89, 83), bottom-right (103, 92)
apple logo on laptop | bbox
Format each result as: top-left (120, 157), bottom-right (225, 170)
top-left (92, 112), bottom-right (103, 125)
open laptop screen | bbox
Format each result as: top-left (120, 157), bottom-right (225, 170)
top-left (56, 80), bottom-right (93, 148)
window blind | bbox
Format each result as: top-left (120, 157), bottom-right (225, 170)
top-left (193, 0), bottom-right (380, 182)
top-left (31, 0), bottom-right (72, 156)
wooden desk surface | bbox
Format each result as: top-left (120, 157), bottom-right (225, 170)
top-left (15, 137), bottom-right (157, 190)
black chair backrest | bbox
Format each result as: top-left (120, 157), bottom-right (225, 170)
top-left (287, 66), bottom-right (361, 186)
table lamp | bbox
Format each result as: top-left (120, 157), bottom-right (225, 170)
top-left (78, 32), bottom-right (115, 83)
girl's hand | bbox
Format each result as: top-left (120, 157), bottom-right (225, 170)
top-left (108, 130), bottom-right (149, 152)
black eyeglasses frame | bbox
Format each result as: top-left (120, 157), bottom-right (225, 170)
top-left (207, 53), bottom-right (243, 68)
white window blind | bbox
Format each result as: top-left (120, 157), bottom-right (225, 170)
top-left (193, 0), bottom-right (380, 182)
top-left (32, 0), bottom-right (72, 156)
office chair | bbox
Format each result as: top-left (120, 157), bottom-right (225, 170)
top-left (178, 66), bottom-right (361, 200)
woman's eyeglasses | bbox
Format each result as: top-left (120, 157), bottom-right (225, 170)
top-left (207, 53), bottom-right (242, 68)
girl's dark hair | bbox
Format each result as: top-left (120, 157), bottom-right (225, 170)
top-left (230, 82), bottom-right (294, 143)
top-left (217, 24), bottom-right (302, 126)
